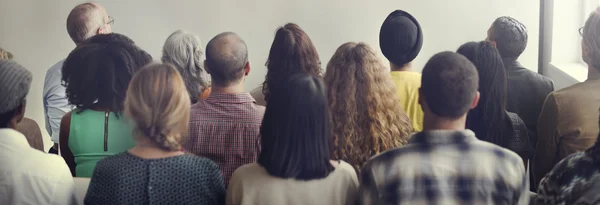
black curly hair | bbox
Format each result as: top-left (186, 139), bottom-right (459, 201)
top-left (62, 33), bottom-right (152, 115)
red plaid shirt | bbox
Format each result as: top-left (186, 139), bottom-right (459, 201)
top-left (186, 92), bottom-right (265, 186)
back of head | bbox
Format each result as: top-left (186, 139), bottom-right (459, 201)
top-left (67, 3), bottom-right (107, 44)
top-left (162, 30), bottom-right (209, 104)
top-left (457, 41), bottom-right (508, 145)
top-left (489, 16), bottom-right (528, 60)
top-left (205, 32), bottom-right (248, 87)
top-left (258, 74), bottom-right (333, 180)
top-left (379, 10), bottom-right (423, 67)
top-left (582, 7), bottom-right (600, 69)
top-left (62, 33), bottom-right (153, 114)
top-left (263, 23), bottom-right (322, 101)
top-left (125, 63), bottom-right (190, 151)
top-left (0, 47), bottom-right (13, 60)
top-left (421, 51), bottom-right (479, 118)
top-left (0, 60), bottom-right (32, 128)
top-left (324, 42), bottom-right (412, 170)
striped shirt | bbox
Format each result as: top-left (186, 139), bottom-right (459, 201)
top-left (185, 92), bottom-right (265, 186)
top-left (359, 130), bottom-right (529, 205)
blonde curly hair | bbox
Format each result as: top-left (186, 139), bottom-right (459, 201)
top-left (324, 42), bottom-right (413, 171)
top-left (0, 47), bottom-right (13, 60)
top-left (125, 63), bottom-right (191, 151)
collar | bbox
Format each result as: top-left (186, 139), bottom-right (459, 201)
top-left (205, 92), bottom-right (256, 104)
top-left (408, 129), bottom-right (477, 145)
top-left (502, 59), bottom-right (524, 71)
top-left (0, 128), bottom-right (32, 149)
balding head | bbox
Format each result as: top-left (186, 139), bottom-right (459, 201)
top-left (205, 32), bottom-right (249, 87)
top-left (67, 2), bottom-right (111, 45)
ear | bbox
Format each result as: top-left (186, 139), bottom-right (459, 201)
top-left (204, 60), bottom-right (211, 74)
top-left (470, 91), bottom-right (480, 109)
top-left (244, 61), bottom-right (251, 76)
top-left (10, 101), bottom-right (26, 128)
top-left (97, 26), bottom-right (106, 35)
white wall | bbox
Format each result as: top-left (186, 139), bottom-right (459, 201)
top-left (0, 0), bottom-right (540, 149)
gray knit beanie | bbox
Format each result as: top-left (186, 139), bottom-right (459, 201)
top-left (0, 60), bottom-right (32, 113)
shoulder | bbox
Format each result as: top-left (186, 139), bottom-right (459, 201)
top-left (45, 60), bottom-right (65, 78)
top-left (24, 151), bottom-right (73, 180)
top-left (472, 140), bottom-right (524, 165)
top-left (506, 112), bottom-right (526, 127)
top-left (361, 145), bottom-right (417, 171)
top-left (94, 152), bottom-right (132, 170)
top-left (179, 154), bottom-right (221, 172)
top-left (232, 163), bottom-right (263, 177)
top-left (553, 80), bottom-right (599, 100)
top-left (335, 160), bottom-right (358, 179)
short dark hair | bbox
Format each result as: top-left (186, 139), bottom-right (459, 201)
top-left (205, 32), bottom-right (248, 87)
top-left (62, 33), bottom-right (153, 115)
top-left (490, 16), bottom-right (528, 59)
top-left (262, 23), bottom-right (322, 102)
top-left (258, 74), bottom-right (334, 180)
top-left (421, 51), bottom-right (479, 118)
top-left (457, 41), bottom-right (509, 146)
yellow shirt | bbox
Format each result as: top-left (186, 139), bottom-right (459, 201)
top-left (390, 71), bottom-right (423, 131)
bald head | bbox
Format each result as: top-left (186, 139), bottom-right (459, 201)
top-left (205, 32), bottom-right (249, 87)
top-left (67, 3), bottom-right (110, 45)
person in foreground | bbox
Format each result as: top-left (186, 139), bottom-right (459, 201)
top-left (324, 42), bottom-right (413, 171)
top-left (457, 41), bottom-right (532, 166)
top-left (380, 9), bottom-right (424, 131)
top-left (534, 112), bottom-right (600, 205)
top-left (227, 74), bottom-right (358, 205)
top-left (59, 33), bottom-right (153, 177)
top-left (162, 30), bottom-right (212, 103)
top-left (185, 32), bottom-right (265, 186)
top-left (250, 23), bottom-right (322, 106)
top-left (533, 7), bottom-right (600, 186)
top-left (44, 2), bottom-right (113, 154)
top-left (359, 52), bottom-right (529, 205)
top-left (487, 17), bottom-right (554, 152)
top-left (0, 47), bottom-right (44, 151)
top-left (85, 63), bottom-right (225, 205)
top-left (0, 60), bottom-right (76, 205)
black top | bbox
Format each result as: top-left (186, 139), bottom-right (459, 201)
top-left (504, 60), bottom-right (554, 150)
top-left (506, 111), bottom-right (533, 164)
top-left (84, 152), bottom-right (225, 205)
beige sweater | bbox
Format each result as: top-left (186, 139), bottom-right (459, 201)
top-left (227, 161), bottom-right (359, 205)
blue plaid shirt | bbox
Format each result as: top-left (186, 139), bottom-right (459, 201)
top-left (359, 130), bottom-right (529, 205)
top-left (535, 149), bottom-right (600, 205)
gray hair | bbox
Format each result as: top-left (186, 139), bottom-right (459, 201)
top-left (162, 30), bottom-right (210, 103)
top-left (66, 3), bottom-right (106, 45)
top-left (583, 7), bottom-right (600, 68)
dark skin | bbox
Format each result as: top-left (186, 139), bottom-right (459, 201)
top-left (60, 106), bottom-right (113, 177)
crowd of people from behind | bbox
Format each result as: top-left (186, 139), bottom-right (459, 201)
top-left (3, 2), bottom-right (600, 205)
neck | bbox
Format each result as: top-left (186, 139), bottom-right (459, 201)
top-left (422, 114), bottom-right (467, 131)
top-left (128, 137), bottom-right (184, 159)
top-left (588, 66), bottom-right (600, 81)
top-left (502, 57), bottom-right (518, 63)
top-left (210, 81), bottom-right (245, 94)
top-left (390, 62), bottom-right (411, 72)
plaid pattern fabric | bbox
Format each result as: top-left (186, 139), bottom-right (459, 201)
top-left (185, 92), bottom-right (265, 186)
top-left (535, 151), bottom-right (600, 205)
top-left (359, 130), bottom-right (529, 205)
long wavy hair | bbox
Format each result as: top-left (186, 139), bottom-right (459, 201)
top-left (262, 23), bottom-right (322, 102)
top-left (324, 42), bottom-right (413, 171)
top-left (457, 41), bottom-right (510, 147)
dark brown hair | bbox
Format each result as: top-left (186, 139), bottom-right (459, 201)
top-left (262, 23), bottom-right (322, 102)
